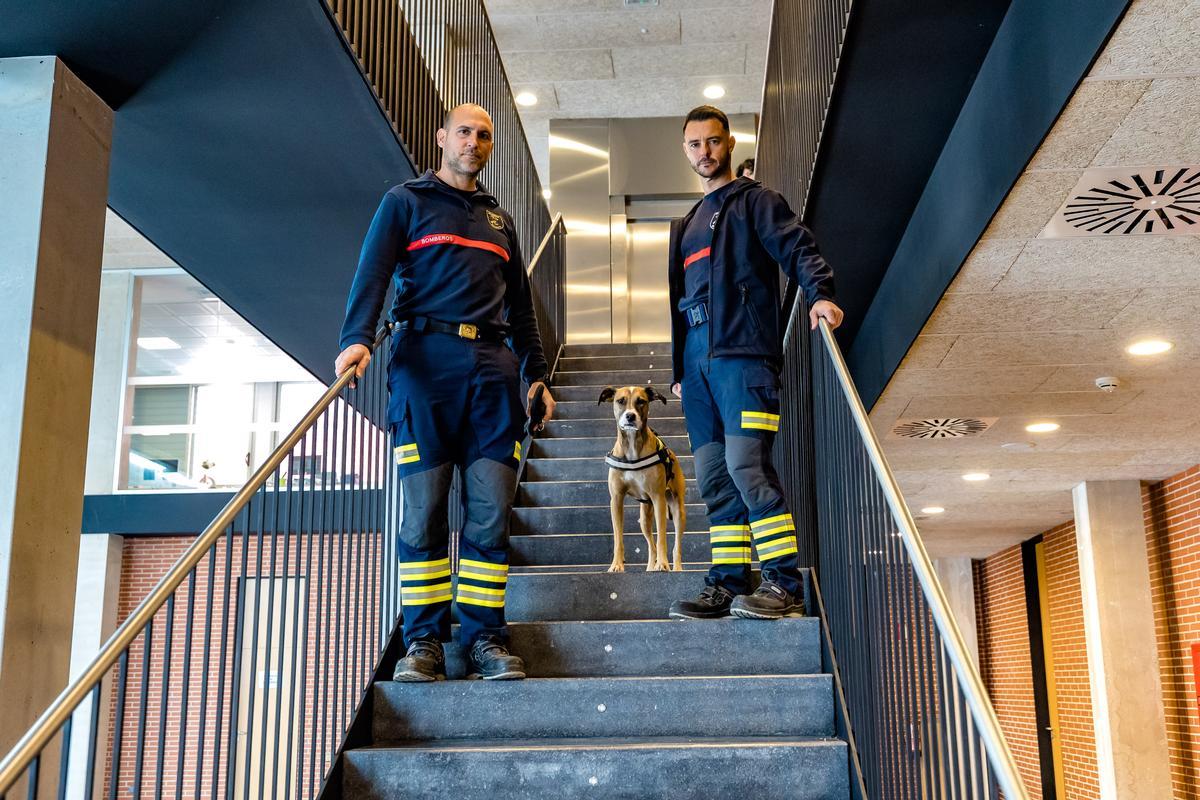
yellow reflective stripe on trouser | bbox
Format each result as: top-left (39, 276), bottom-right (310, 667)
top-left (514, 440), bottom-right (522, 460)
top-left (756, 536), bottom-right (798, 560)
top-left (741, 411), bottom-right (780, 431)
top-left (398, 558), bottom-right (452, 581)
top-left (456, 583), bottom-right (506, 608)
top-left (394, 442), bottom-right (420, 464)
top-left (751, 514), bottom-right (795, 538)
top-left (457, 558), bottom-right (509, 585)
top-left (712, 546), bottom-right (752, 564)
top-left (400, 581), bottom-right (452, 605)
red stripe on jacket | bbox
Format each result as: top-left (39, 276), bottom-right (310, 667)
top-left (407, 233), bottom-right (510, 262)
top-left (683, 247), bottom-right (711, 269)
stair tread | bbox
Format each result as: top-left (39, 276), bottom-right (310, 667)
top-left (357, 734), bottom-right (846, 752)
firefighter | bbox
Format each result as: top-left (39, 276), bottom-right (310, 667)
top-left (666, 105), bottom-right (843, 621)
top-left (335, 103), bottom-right (555, 680)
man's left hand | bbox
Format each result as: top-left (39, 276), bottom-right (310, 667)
top-left (809, 299), bottom-right (844, 331)
top-left (527, 382), bottom-right (556, 432)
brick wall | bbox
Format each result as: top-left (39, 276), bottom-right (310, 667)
top-left (1040, 520), bottom-right (1100, 799)
top-left (974, 544), bottom-right (1043, 798)
top-left (976, 463), bottom-right (1200, 800)
top-left (1145, 464), bottom-right (1200, 797)
top-left (103, 531), bottom-right (385, 798)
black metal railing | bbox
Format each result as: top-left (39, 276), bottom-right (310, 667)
top-left (801, 315), bottom-right (1030, 800)
top-left (0, 326), bottom-right (396, 800)
top-left (0, 211), bottom-right (567, 800)
top-left (323, 0), bottom-right (551, 261)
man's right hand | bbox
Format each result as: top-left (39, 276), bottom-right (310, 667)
top-left (671, 382), bottom-right (682, 399)
top-left (334, 344), bottom-right (371, 388)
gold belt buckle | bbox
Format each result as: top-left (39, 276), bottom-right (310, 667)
top-left (458, 323), bottom-right (478, 340)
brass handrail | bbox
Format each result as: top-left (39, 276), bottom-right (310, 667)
top-left (815, 318), bottom-right (1031, 800)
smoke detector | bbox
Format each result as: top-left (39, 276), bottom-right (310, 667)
top-left (1095, 376), bottom-right (1122, 393)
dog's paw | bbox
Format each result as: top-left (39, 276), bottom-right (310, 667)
top-left (649, 560), bottom-right (669, 572)
top-left (607, 562), bottom-right (625, 573)
top-left (671, 562), bottom-right (683, 572)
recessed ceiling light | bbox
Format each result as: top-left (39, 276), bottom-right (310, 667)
top-left (921, 506), bottom-right (945, 515)
top-left (542, 188), bottom-right (552, 200)
top-left (137, 337), bottom-right (180, 350)
top-left (1001, 442), bottom-right (1037, 452)
top-left (703, 84), bottom-right (725, 100)
top-left (1126, 338), bottom-right (1173, 356)
top-left (1025, 422), bottom-right (1060, 433)
top-left (515, 91), bottom-right (538, 107)
top-left (962, 472), bottom-right (990, 482)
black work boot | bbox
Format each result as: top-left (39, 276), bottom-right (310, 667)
top-left (730, 581), bottom-right (804, 620)
top-left (393, 636), bottom-right (446, 682)
top-left (669, 584), bottom-right (736, 619)
top-left (467, 636), bottom-right (526, 680)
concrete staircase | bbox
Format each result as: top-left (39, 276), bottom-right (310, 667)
top-left (342, 343), bottom-right (850, 799)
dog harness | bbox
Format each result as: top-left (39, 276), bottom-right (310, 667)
top-left (605, 430), bottom-right (676, 486)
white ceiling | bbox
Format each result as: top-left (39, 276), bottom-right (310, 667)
top-left (870, 0), bottom-right (1200, 558)
top-left (484, 0), bottom-right (771, 182)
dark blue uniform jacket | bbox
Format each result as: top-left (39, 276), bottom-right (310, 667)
top-left (668, 177), bottom-right (835, 384)
top-left (339, 170), bottom-right (548, 384)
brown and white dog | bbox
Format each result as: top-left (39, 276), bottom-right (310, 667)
top-left (598, 386), bottom-right (687, 572)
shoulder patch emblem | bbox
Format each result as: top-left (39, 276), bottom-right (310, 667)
top-left (709, 212), bottom-right (719, 230)
top-left (486, 209), bottom-right (505, 230)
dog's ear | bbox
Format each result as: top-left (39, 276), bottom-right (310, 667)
top-left (597, 386), bottom-right (616, 405)
top-left (646, 387), bottom-right (669, 405)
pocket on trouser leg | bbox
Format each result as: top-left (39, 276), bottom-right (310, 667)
top-left (737, 364), bottom-right (781, 437)
top-left (751, 512), bottom-right (799, 562)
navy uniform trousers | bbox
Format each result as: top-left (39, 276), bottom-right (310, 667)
top-left (679, 324), bottom-right (803, 597)
top-left (389, 329), bottom-right (525, 648)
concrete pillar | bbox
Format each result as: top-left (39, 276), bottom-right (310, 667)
top-left (934, 557), bottom-right (980, 668)
top-left (0, 56), bottom-right (112, 750)
top-left (64, 534), bottom-right (123, 797)
top-left (1072, 480), bottom-right (1173, 800)
top-left (85, 271), bottom-right (137, 494)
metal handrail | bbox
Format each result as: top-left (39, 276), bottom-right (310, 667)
top-left (527, 213), bottom-right (565, 276)
top-left (814, 318), bottom-right (1031, 800)
top-left (0, 326), bottom-right (386, 794)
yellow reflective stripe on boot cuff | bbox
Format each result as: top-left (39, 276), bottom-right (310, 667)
top-left (400, 581), bottom-right (452, 605)
top-left (456, 584), bottom-right (506, 607)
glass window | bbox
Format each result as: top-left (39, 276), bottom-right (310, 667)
top-left (115, 272), bottom-right (322, 491)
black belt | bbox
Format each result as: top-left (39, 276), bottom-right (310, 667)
top-left (392, 317), bottom-right (507, 344)
top-left (684, 302), bottom-right (710, 328)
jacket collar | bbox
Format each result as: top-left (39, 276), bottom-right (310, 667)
top-left (406, 169), bottom-right (500, 207)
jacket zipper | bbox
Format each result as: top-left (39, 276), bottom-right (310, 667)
top-left (739, 283), bottom-right (764, 333)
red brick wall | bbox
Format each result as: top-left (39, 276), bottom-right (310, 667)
top-left (1040, 520), bottom-right (1100, 799)
top-left (1145, 464), bottom-right (1200, 797)
top-left (103, 532), bottom-right (384, 798)
top-left (974, 544), bottom-right (1043, 798)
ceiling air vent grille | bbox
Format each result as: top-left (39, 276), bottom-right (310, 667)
top-left (1043, 166), bottom-right (1200, 238)
top-left (890, 418), bottom-right (995, 440)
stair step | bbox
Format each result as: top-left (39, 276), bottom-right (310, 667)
top-left (371, 674), bottom-right (834, 742)
top-left (551, 399), bottom-right (685, 421)
top-left (553, 368), bottom-right (673, 387)
top-left (557, 355), bottom-right (672, 373)
top-left (511, 503), bottom-right (709, 536)
top-left (517, 479), bottom-right (700, 508)
top-left (562, 342), bottom-right (670, 357)
top-left (510, 531), bottom-right (716, 567)
top-left (345, 736), bottom-right (849, 799)
top-left (539, 417), bottom-right (687, 438)
top-left (530, 435), bottom-right (690, 459)
top-left (504, 568), bottom-right (802, 622)
top-left (525, 456), bottom-right (695, 482)
top-left (439, 618), bottom-right (821, 678)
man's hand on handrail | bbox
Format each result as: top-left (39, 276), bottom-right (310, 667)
top-left (334, 344), bottom-right (372, 388)
top-left (809, 299), bottom-right (844, 331)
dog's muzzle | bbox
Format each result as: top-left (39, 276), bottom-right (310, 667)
top-left (619, 412), bottom-right (641, 431)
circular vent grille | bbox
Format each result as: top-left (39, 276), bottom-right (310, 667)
top-left (892, 418), bottom-right (991, 439)
top-left (1064, 167), bottom-right (1200, 234)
